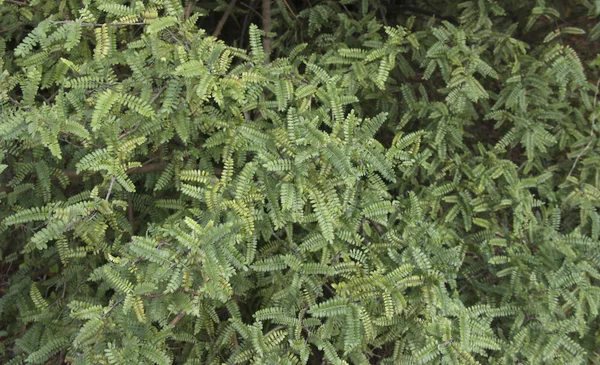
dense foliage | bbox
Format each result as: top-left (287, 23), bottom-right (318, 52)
top-left (1, 0), bottom-right (600, 363)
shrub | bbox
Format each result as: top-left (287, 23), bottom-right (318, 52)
top-left (1, 0), bottom-right (600, 364)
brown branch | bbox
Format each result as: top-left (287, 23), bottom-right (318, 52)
top-left (141, 293), bottom-right (165, 299)
top-left (367, 218), bottom-right (385, 235)
top-left (263, 325), bottom-right (286, 338)
top-left (184, 0), bottom-right (195, 20)
top-left (4, 0), bottom-right (29, 5)
top-left (232, 331), bottom-right (239, 349)
top-left (213, 0), bottom-right (238, 38)
top-left (340, 3), bottom-right (353, 19)
top-left (261, 0), bottom-right (272, 63)
top-left (169, 311), bottom-right (186, 327)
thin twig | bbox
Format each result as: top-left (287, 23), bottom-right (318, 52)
top-left (148, 85), bottom-right (168, 105)
top-left (263, 325), bottom-right (286, 338)
top-left (240, 1), bottom-right (263, 21)
top-left (340, 3), bottom-right (354, 19)
top-left (567, 78), bottom-right (600, 179)
top-left (232, 332), bottom-right (239, 349)
top-left (118, 85), bottom-right (167, 140)
top-left (165, 28), bottom-right (180, 45)
top-left (105, 177), bottom-right (116, 200)
top-left (213, 0), bottom-right (238, 38)
top-left (51, 20), bottom-right (145, 26)
top-left (261, 0), bottom-right (272, 63)
top-left (281, 0), bottom-right (297, 19)
top-left (376, 0), bottom-right (389, 26)
top-left (169, 311), bottom-right (186, 326)
top-left (141, 293), bottom-right (165, 299)
top-left (101, 299), bottom-right (124, 317)
top-left (128, 195), bottom-right (134, 234)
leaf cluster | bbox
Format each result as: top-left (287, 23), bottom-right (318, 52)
top-left (1, 0), bottom-right (600, 364)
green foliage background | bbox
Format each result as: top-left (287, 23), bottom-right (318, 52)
top-left (1, 0), bottom-right (600, 363)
